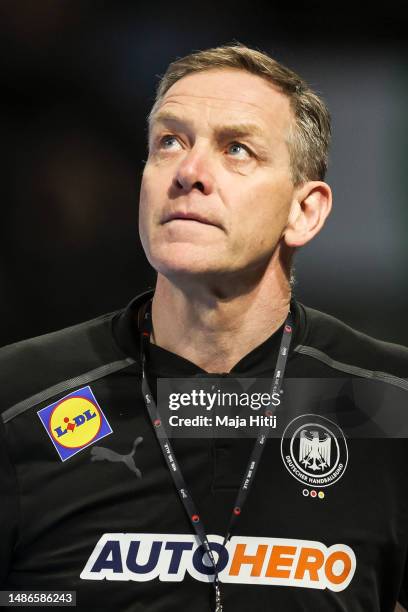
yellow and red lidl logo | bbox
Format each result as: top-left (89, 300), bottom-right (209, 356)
top-left (37, 386), bottom-right (113, 461)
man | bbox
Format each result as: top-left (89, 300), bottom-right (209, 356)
top-left (1, 43), bottom-right (407, 611)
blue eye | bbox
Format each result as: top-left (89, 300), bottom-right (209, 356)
top-left (160, 135), bottom-right (181, 149)
top-left (227, 142), bottom-right (251, 158)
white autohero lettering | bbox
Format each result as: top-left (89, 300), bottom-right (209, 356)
top-left (80, 533), bottom-right (356, 592)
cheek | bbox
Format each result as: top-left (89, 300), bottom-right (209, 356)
top-left (138, 171), bottom-right (156, 243)
top-left (139, 167), bottom-right (160, 223)
top-left (237, 182), bottom-right (292, 245)
top-left (140, 165), bottom-right (154, 206)
top-left (138, 179), bottom-right (147, 227)
top-left (140, 161), bottom-right (174, 211)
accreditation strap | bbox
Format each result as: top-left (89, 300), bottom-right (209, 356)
top-left (139, 299), bottom-right (294, 611)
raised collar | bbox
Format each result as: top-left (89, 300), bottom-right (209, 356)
top-left (112, 287), bottom-right (306, 377)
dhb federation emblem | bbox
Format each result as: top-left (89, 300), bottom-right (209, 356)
top-left (281, 414), bottom-right (348, 488)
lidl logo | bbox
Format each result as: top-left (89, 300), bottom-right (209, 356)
top-left (37, 386), bottom-right (113, 461)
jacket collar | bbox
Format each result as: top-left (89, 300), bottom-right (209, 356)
top-left (112, 287), bottom-right (306, 376)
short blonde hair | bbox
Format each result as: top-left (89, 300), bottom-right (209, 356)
top-left (148, 43), bottom-right (331, 186)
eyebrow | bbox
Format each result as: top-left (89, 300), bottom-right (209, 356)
top-left (150, 110), bottom-right (268, 143)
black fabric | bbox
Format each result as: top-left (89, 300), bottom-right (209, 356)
top-left (1, 289), bottom-right (408, 611)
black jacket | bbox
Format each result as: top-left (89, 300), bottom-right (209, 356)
top-left (1, 288), bottom-right (408, 611)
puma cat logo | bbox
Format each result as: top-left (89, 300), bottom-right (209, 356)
top-left (90, 436), bottom-right (143, 478)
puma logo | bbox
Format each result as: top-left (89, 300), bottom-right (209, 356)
top-left (90, 436), bottom-right (143, 478)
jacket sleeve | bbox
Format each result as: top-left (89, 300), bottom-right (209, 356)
top-left (0, 417), bottom-right (19, 586)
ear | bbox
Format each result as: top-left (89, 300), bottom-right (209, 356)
top-left (283, 181), bottom-right (332, 248)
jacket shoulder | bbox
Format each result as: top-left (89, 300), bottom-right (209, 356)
top-left (0, 311), bottom-right (130, 419)
top-left (298, 304), bottom-right (408, 379)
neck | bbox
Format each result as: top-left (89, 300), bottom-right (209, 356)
top-left (149, 248), bottom-right (292, 373)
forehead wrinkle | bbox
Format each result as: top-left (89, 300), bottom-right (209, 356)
top-left (153, 87), bottom-right (293, 134)
top-left (160, 92), bottom-right (278, 113)
top-left (150, 80), bottom-right (294, 154)
top-left (152, 109), bottom-right (265, 138)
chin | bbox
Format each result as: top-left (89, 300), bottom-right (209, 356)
top-left (146, 243), bottom-right (226, 279)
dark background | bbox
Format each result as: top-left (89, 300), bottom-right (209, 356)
top-left (1, 1), bottom-right (407, 348)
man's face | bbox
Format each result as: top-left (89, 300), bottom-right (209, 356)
top-left (139, 68), bottom-right (296, 284)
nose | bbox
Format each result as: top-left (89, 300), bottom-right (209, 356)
top-left (174, 144), bottom-right (214, 195)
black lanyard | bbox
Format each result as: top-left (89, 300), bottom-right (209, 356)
top-left (140, 299), bottom-right (294, 612)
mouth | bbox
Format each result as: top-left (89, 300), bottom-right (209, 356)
top-left (164, 212), bottom-right (220, 228)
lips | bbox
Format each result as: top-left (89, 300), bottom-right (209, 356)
top-left (164, 211), bottom-right (220, 228)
